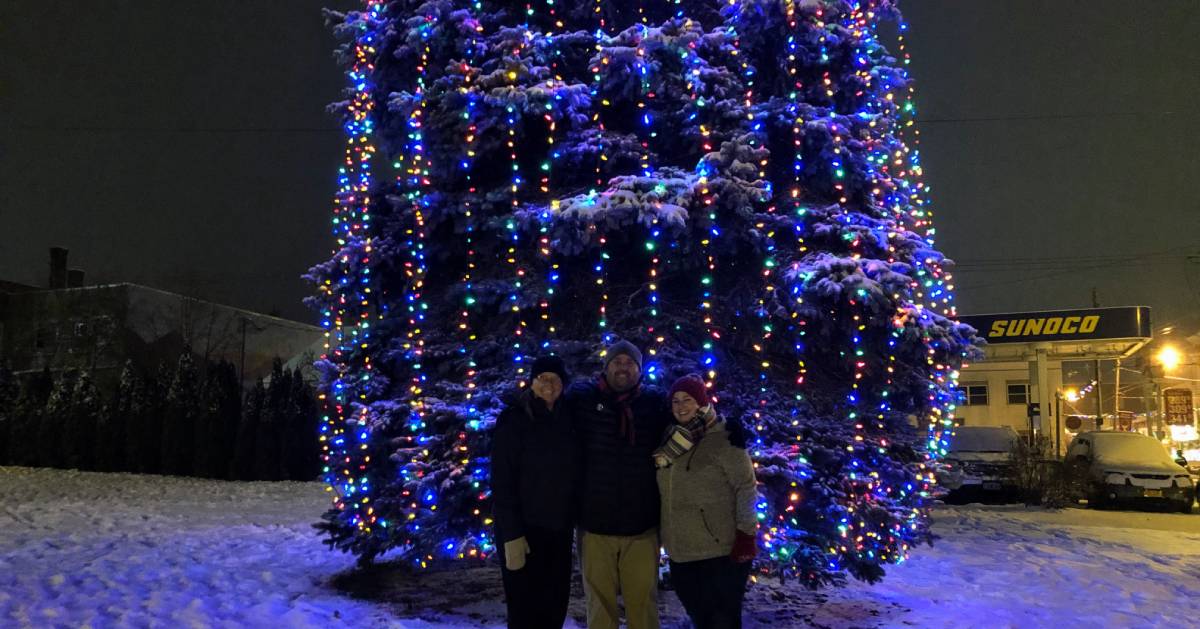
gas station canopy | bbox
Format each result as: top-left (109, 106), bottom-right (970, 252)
top-left (959, 306), bottom-right (1152, 362)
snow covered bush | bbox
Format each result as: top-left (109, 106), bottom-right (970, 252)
top-left (1007, 435), bottom-right (1077, 508)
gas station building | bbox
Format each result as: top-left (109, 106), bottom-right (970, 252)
top-left (954, 307), bottom-right (1153, 455)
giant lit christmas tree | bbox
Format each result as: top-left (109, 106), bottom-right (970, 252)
top-left (310, 0), bottom-right (978, 586)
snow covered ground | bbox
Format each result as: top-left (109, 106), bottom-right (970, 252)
top-left (834, 504), bottom-right (1200, 628)
top-left (2, 466), bottom-right (1198, 628)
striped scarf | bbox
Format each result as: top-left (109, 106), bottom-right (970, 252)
top-left (653, 406), bottom-right (717, 468)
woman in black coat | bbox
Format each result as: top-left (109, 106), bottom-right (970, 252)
top-left (490, 355), bottom-right (577, 629)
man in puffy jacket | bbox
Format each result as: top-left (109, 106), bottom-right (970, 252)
top-left (567, 340), bottom-right (669, 629)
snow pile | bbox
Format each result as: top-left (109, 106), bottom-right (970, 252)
top-left (2, 467), bottom-right (1198, 628)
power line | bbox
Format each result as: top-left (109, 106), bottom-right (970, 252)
top-left (915, 110), bottom-right (1178, 124)
top-left (954, 259), bottom-right (1187, 273)
top-left (955, 251), bottom-right (1190, 265)
top-left (956, 243), bottom-right (1199, 290)
top-left (952, 251), bottom-right (1194, 269)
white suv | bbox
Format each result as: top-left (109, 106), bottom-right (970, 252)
top-left (1066, 431), bottom-right (1193, 513)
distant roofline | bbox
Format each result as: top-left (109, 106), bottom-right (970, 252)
top-left (0, 279), bottom-right (41, 293)
top-left (4, 281), bottom-right (321, 331)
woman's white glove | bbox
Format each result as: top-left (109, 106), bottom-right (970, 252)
top-left (504, 536), bottom-right (530, 571)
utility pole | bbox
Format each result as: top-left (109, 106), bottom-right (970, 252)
top-left (1113, 358), bottom-right (1121, 426)
top-left (1055, 391), bottom-right (1063, 457)
top-left (1145, 363), bottom-right (1165, 440)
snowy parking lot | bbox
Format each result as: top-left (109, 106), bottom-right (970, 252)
top-left (2, 466), bottom-right (1198, 628)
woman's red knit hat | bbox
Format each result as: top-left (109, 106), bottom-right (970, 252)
top-left (668, 374), bottom-right (709, 407)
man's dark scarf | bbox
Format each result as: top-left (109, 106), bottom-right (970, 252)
top-left (597, 373), bottom-right (640, 445)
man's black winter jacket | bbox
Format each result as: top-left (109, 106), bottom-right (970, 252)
top-left (567, 378), bottom-right (670, 536)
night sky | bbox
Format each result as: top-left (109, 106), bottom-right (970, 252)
top-left (2, 1), bottom-right (1198, 331)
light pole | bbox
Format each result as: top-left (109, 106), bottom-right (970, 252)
top-left (1055, 387), bottom-right (1080, 457)
top-left (1054, 390), bottom-right (1063, 457)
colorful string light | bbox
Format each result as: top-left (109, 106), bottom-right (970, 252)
top-left (321, 1), bottom-right (383, 537)
top-left (688, 33), bottom-right (720, 390)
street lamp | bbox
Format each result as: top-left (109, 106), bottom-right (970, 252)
top-left (1147, 345), bottom-right (1188, 441)
top-left (1158, 346), bottom-right (1181, 372)
top-left (1064, 388), bottom-right (1080, 403)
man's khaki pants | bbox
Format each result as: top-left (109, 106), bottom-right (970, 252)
top-left (579, 528), bottom-right (660, 629)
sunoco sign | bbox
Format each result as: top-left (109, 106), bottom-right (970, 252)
top-left (958, 307), bottom-right (1151, 344)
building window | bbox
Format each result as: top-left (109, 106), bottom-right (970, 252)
top-left (1007, 382), bottom-right (1030, 405)
top-left (956, 383), bottom-right (989, 406)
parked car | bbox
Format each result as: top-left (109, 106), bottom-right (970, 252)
top-left (1065, 431), bottom-right (1194, 513)
top-left (940, 426), bottom-right (1021, 503)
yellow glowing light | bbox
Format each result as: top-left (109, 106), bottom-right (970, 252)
top-left (1158, 346), bottom-right (1182, 371)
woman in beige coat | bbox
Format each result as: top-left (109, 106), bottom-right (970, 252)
top-left (654, 374), bottom-right (758, 629)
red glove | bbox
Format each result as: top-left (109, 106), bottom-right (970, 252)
top-left (730, 530), bottom-right (757, 563)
